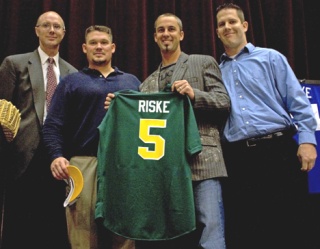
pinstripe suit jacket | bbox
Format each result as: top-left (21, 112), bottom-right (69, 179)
top-left (0, 49), bottom-right (77, 179)
top-left (140, 52), bottom-right (230, 180)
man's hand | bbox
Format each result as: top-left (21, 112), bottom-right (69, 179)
top-left (50, 157), bottom-right (69, 180)
top-left (297, 143), bottom-right (317, 172)
top-left (104, 93), bottom-right (115, 110)
top-left (172, 80), bottom-right (195, 100)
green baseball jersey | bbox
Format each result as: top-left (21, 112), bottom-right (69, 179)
top-left (95, 90), bottom-right (202, 240)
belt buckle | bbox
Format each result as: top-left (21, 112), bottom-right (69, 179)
top-left (246, 139), bottom-right (257, 147)
top-left (273, 131), bottom-right (284, 137)
top-left (260, 134), bottom-right (273, 140)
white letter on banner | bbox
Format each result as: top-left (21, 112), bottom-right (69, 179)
top-left (311, 104), bottom-right (320, 131)
top-left (305, 87), bottom-right (312, 99)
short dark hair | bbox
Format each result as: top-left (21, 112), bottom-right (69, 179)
top-left (154, 13), bottom-right (183, 31)
top-left (216, 3), bottom-right (245, 22)
top-left (85, 25), bottom-right (113, 42)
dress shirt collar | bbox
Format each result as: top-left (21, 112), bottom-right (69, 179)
top-left (37, 46), bottom-right (59, 66)
top-left (82, 66), bottom-right (123, 77)
top-left (220, 42), bottom-right (253, 64)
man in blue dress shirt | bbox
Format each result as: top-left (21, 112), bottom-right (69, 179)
top-left (216, 3), bottom-right (317, 249)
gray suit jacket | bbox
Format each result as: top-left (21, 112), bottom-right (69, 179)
top-left (140, 52), bottom-right (230, 180)
top-left (0, 49), bottom-right (77, 179)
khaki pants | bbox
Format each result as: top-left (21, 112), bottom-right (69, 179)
top-left (112, 235), bottom-right (135, 249)
top-left (66, 156), bottom-right (135, 249)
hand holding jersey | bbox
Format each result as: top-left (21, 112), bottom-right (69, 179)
top-left (104, 79), bottom-right (194, 110)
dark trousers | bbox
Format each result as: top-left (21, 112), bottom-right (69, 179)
top-left (1, 145), bottom-right (70, 249)
top-left (222, 135), bottom-right (312, 249)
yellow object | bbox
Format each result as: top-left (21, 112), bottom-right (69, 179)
top-left (0, 99), bottom-right (21, 142)
top-left (64, 165), bottom-right (84, 207)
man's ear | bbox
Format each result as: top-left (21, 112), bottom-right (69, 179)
top-left (243, 21), bottom-right (249, 32)
top-left (180, 31), bottom-right (184, 41)
top-left (111, 43), bottom-right (116, 54)
top-left (216, 28), bottom-right (220, 39)
top-left (35, 27), bottom-right (40, 37)
top-left (82, 43), bottom-right (87, 53)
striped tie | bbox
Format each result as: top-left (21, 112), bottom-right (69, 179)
top-left (46, 57), bottom-right (57, 110)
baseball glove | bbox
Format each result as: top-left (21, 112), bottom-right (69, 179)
top-left (0, 99), bottom-right (21, 142)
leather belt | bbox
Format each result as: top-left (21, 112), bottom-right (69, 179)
top-left (245, 131), bottom-right (287, 147)
top-left (226, 129), bottom-right (295, 148)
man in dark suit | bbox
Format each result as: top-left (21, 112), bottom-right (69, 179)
top-left (0, 11), bottom-right (77, 249)
top-left (105, 13), bottom-right (230, 249)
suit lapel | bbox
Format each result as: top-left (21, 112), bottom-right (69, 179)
top-left (59, 58), bottom-right (71, 79)
top-left (28, 50), bottom-right (45, 124)
top-left (171, 52), bottom-right (189, 83)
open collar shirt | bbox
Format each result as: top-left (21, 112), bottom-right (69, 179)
top-left (220, 43), bottom-right (317, 145)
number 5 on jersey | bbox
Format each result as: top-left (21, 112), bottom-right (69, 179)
top-left (138, 118), bottom-right (166, 160)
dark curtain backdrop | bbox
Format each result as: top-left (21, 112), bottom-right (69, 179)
top-left (0, 0), bottom-right (319, 82)
top-left (1, 1), bottom-right (320, 247)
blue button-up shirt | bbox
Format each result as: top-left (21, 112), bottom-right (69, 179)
top-left (220, 43), bottom-right (317, 145)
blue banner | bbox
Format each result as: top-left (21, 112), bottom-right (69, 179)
top-left (300, 82), bottom-right (320, 194)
